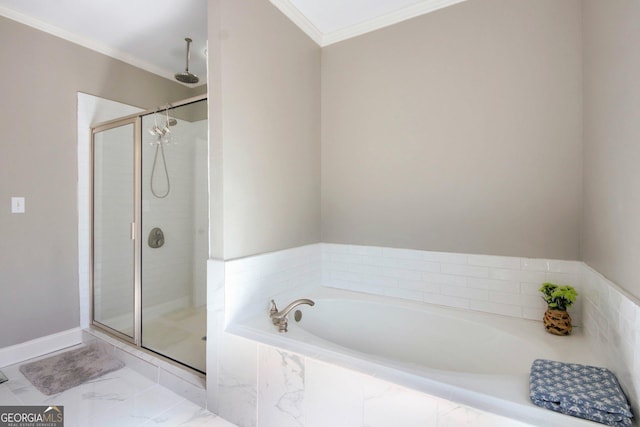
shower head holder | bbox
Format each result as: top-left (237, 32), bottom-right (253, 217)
top-left (148, 108), bottom-right (174, 145)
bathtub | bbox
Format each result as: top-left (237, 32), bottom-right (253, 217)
top-left (230, 287), bottom-right (605, 426)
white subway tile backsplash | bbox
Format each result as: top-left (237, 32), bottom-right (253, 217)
top-left (327, 243), bottom-right (355, 254)
top-left (225, 245), bottom-right (321, 324)
top-left (321, 244), bottom-right (588, 324)
top-left (468, 255), bottom-right (521, 269)
top-left (608, 287), bottom-right (624, 311)
top-left (329, 261), bottom-right (381, 276)
top-left (544, 272), bottom-right (580, 287)
top-left (349, 245), bottom-right (384, 255)
top-left (381, 247), bottom-right (426, 259)
top-left (367, 255), bottom-right (440, 272)
top-left (323, 260), bottom-right (348, 273)
top-left (549, 260), bottom-right (583, 275)
top-left (441, 264), bottom-right (489, 278)
top-left (366, 275), bottom-right (398, 288)
top-left (422, 272), bottom-right (467, 286)
top-left (520, 282), bottom-right (544, 296)
top-left (520, 258), bottom-right (552, 272)
top-left (422, 251), bottom-right (468, 264)
top-left (489, 268), bottom-right (546, 283)
top-left (329, 253), bottom-right (367, 265)
top-left (620, 323), bottom-right (636, 368)
top-left (441, 285), bottom-right (488, 301)
top-left (589, 304), bottom-right (608, 334)
top-left (366, 245), bottom-right (463, 264)
top-left (619, 298), bottom-right (637, 324)
top-left (329, 269), bottom-right (361, 283)
top-left (581, 264), bottom-right (640, 416)
top-left (467, 278), bottom-right (519, 293)
top-left (382, 267), bottom-right (423, 281)
top-left (521, 258), bottom-right (582, 274)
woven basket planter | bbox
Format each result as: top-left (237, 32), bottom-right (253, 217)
top-left (543, 308), bottom-right (572, 336)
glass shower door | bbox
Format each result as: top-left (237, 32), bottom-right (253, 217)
top-left (141, 99), bottom-right (208, 373)
top-left (92, 118), bottom-right (139, 339)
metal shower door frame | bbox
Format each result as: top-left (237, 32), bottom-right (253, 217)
top-left (90, 115), bottom-right (142, 345)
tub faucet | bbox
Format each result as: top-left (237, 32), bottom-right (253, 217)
top-left (270, 298), bottom-right (315, 333)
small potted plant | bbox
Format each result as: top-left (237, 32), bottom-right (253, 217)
top-left (539, 282), bottom-right (578, 336)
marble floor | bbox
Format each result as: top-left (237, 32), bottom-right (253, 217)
top-left (0, 346), bottom-right (234, 427)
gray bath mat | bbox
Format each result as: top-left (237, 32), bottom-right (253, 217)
top-left (19, 344), bottom-right (124, 395)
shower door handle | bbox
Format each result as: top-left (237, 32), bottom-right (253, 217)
top-left (131, 222), bottom-right (136, 240)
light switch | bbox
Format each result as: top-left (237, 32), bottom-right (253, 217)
top-left (11, 197), bottom-right (25, 214)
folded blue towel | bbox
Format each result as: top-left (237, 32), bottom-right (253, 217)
top-left (530, 359), bottom-right (633, 426)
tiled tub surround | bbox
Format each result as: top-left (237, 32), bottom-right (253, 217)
top-left (221, 243), bottom-right (640, 426)
top-left (232, 287), bottom-right (602, 427)
top-left (224, 244), bottom-right (321, 325)
top-left (256, 343), bottom-right (535, 427)
top-left (322, 243), bottom-right (584, 325)
top-left (213, 333), bottom-right (536, 427)
top-left (581, 265), bottom-right (640, 419)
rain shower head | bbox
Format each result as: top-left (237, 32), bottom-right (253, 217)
top-left (175, 38), bottom-right (199, 84)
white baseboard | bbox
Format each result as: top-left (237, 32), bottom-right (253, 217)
top-left (0, 327), bottom-right (83, 368)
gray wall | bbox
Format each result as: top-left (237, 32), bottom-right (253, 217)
top-left (0, 16), bottom-right (196, 347)
top-left (321, 0), bottom-right (583, 260)
top-left (209, 0), bottom-right (322, 260)
top-left (582, 0), bottom-right (640, 300)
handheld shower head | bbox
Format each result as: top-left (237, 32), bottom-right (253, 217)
top-left (175, 38), bottom-right (199, 84)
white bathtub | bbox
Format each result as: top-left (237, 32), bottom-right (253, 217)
top-left (231, 287), bottom-right (604, 426)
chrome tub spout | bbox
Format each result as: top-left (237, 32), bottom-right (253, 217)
top-left (270, 298), bottom-right (315, 332)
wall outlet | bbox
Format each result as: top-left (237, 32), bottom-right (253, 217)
top-left (11, 197), bottom-right (25, 213)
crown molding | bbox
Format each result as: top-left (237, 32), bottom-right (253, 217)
top-left (269, 0), bottom-right (324, 46)
top-left (271, 0), bottom-right (468, 47)
top-left (0, 5), bottom-right (204, 87)
top-left (322, 0), bottom-right (469, 46)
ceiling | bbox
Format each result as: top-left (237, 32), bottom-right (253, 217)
top-left (0, 0), bottom-right (466, 85)
top-left (0, 0), bottom-right (208, 86)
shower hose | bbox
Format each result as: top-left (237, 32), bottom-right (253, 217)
top-left (150, 142), bottom-right (170, 198)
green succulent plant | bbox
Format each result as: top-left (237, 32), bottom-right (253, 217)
top-left (539, 282), bottom-right (578, 311)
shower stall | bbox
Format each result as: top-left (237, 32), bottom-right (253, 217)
top-left (91, 95), bottom-right (208, 373)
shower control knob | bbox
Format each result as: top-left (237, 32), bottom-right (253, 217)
top-left (148, 227), bottom-right (165, 248)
